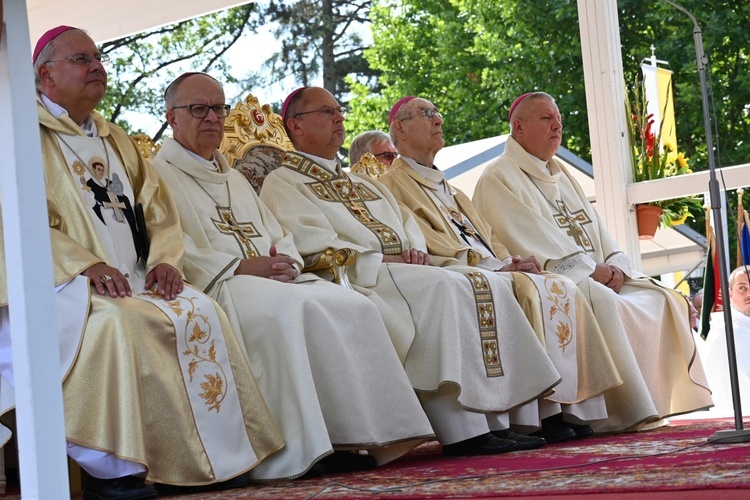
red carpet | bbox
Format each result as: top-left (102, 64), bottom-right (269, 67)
top-left (3, 418), bottom-right (750, 498)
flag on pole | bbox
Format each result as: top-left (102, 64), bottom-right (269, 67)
top-left (737, 189), bottom-right (750, 267)
top-left (700, 209), bottom-right (723, 340)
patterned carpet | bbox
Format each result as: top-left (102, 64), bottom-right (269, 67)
top-left (166, 417), bottom-right (750, 499)
top-left (3, 418), bottom-right (750, 499)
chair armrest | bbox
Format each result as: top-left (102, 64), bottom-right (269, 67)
top-left (303, 248), bottom-right (356, 289)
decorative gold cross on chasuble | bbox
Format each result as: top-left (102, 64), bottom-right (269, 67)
top-left (552, 200), bottom-right (594, 252)
top-left (212, 206), bottom-right (261, 258)
top-left (281, 153), bottom-right (403, 255)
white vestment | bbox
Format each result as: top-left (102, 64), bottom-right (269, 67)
top-left (259, 152), bottom-right (565, 429)
top-left (701, 307), bottom-right (750, 416)
top-left (473, 136), bottom-right (713, 432)
top-left (152, 138), bottom-right (433, 479)
top-left (379, 157), bottom-right (624, 424)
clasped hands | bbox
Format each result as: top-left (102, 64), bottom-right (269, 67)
top-left (591, 263), bottom-right (624, 293)
top-left (84, 262), bottom-right (183, 300)
top-left (383, 248), bottom-right (430, 265)
top-left (235, 245), bottom-right (299, 282)
top-left (498, 255), bottom-right (542, 274)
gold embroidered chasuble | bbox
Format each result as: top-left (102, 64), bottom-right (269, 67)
top-left (259, 151), bottom-right (564, 417)
top-left (473, 135), bottom-right (713, 431)
top-left (380, 158), bottom-right (621, 408)
top-left (18, 101), bottom-right (284, 484)
top-left (152, 138), bottom-right (433, 479)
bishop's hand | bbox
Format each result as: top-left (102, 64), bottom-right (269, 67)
top-left (235, 245), bottom-right (298, 282)
top-left (145, 263), bottom-right (184, 300)
top-left (499, 255), bottom-right (541, 274)
top-left (83, 262), bottom-right (132, 298)
top-left (383, 248), bottom-right (430, 266)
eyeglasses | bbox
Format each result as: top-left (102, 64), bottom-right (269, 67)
top-left (374, 152), bottom-right (398, 162)
top-left (293, 106), bottom-right (347, 118)
top-left (45, 53), bottom-right (110, 66)
top-left (403, 107), bottom-right (443, 121)
top-left (171, 104), bottom-right (231, 118)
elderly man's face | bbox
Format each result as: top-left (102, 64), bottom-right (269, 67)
top-left (370, 140), bottom-right (398, 167)
top-left (730, 272), bottom-right (750, 316)
top-left (514, 98), bottom-right (563, 162)
top-left (41, 30), bottom-right (107, 108)
top-left (167, 74), bottom-right (226, 160)
top-left (398, 98), bottom-right (444, 155)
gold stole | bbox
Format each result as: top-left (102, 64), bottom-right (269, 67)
top-left (281, 154), bottom-right (403, 255)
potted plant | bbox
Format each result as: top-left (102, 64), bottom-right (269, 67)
top-left (625, 75), bottom-right (702, 239)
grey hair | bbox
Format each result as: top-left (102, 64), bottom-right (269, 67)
top-left (509, 92), bottom-right (555, 136)
top-left (33, 28), bottom-right (87, 89)
top-left (388, 105), bottom-right (415, 147)
top-left (729, 265), bottom-right (750, 288)
top-left (349, 130), bottom-right (392, 165)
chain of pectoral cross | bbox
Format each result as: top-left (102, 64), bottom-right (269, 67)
top-left (57, 133), bottom-right (128, 222)
top-left (524, 170), bottom-right (594, 252)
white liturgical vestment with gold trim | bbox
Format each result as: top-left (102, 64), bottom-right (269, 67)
top-left (473, 136), bottom-right (713, 432)
top-left (153, 138), bottom-right (433, 479)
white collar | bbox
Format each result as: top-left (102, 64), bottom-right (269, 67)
top-left (40, 93), bottom-right (98, 137)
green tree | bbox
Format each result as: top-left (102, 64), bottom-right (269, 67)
top-left (97, 4), bottom-right (262, 140)
top-left (259, 0), bottom-right (375, 109)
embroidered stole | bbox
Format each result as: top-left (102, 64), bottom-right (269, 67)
top-left (281, 154), bottom-right (403, 255)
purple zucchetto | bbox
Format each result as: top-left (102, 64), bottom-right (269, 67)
top-left (388, 96), bottom-right (417, 126)
top-left (33, 25), bottom-right (76, 63)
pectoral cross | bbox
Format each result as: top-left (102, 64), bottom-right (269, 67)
top-left (103, 190), bottom-right (127, 223)
top-left (213, 207), bottom-right (261, 258)
top-left (553, 200), bottom-right (594, 252)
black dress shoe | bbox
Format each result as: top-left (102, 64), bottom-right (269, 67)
top-left (564, 420), bottom-right (594, 438)
top-left (491, 428), bottom-right (546, 450)
top-left (316, 451), bottom-right (377, 474)
top-left (154, 472), bottom-right (250, 495)
top-left (443, 432), bottom-right (517, 457)
top-left (529, 415), bottom-right (577, 443)
top-left (83, 474), bottom-right (157, 500)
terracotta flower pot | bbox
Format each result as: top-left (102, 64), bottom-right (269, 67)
top-left (636, 204), bottom-right (663, 240)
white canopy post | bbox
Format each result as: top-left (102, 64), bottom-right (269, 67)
top-left (0, 0), bottom-right (69, 497)
top-left (577, 0), bottom-right (642, 268)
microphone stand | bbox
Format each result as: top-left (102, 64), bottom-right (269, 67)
top-left (663, 0), bottom-right (750, 442)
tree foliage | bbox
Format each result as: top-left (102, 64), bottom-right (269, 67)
top-left (97, 4), bottom-right (262, 140)
top-left (258, 0), bottom-right (375, 109)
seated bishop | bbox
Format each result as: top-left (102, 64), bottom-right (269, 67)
top-left (380, 95), bottom-right (623, 438)
top-left (473, 91), bottom-right (713, 431)
top-left (0, 26), bottom-right (286, 499)
top-left (259, 86), bottom-right (598, 456)
top-left (151, 73), bottom-right (434, 480)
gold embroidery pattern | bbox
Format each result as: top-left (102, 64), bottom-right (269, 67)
top-left (281, 154), bottom-right (403, 255)
top-left (463, 271), bottom-right (503, 377)
top-left (552, 200), bottom-right (594, 252)
top-left (212, 206), bottom-right (261, 258)
top-left (140, 289), bottom-right (228, 413)
top-left (544, 278), bottom-right (574, 352)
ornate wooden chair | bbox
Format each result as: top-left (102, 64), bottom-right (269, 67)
top-left (350, 152), bottom-right (387, 179)
top-left (220, 93), bottom-right (355, 288)
top-left (131, 133), bottom-right (160, 160)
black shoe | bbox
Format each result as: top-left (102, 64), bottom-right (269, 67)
top-left (491, 428), bottom-right (546, 450)
top-left (564, 420), bottom-right (595, 439)
top-left (316, 451), bottom-right (377, 474)
top-left (443, 432), bottom-right (517, 457)
top-left (530, 415), bottom-right (577, 443)
top-left (83, 474), bottom-right (157, 500)
top-left (154, 472), bottom-right (250, 495)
